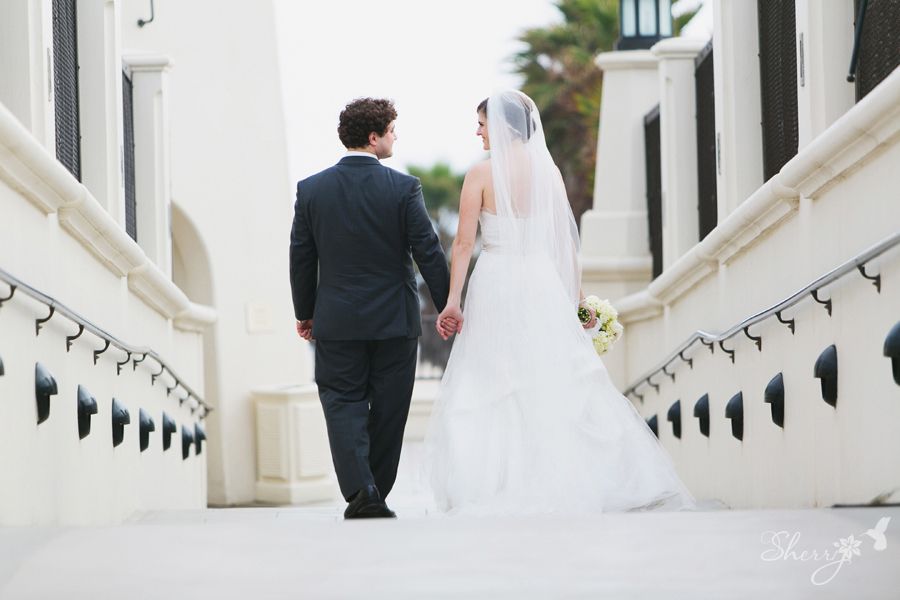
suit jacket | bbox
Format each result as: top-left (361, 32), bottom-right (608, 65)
top-left (290, 155), bottom-right (450, 340)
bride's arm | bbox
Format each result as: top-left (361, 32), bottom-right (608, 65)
top-left (436, 163), bottom-right (485, 338)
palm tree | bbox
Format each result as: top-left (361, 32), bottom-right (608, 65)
top-left (513, 0), bottom-right (618, 228)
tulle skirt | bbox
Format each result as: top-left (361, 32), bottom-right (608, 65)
top-left (424, 249), bottom-right (696, 516)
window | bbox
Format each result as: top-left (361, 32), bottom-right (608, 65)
top-left (644, 105), bottom-right (663, 279)
top-left (52, 0), bottom-right (81, 180)
top-left (757, 0), bottom-right (799, 181)
top-left (854, 0), bottom-right (900, 101)
top-left (695, 41), bottom-right (717, 241)
top-left (123, 70), bottom-right (137, 242)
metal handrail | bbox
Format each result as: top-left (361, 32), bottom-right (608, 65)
top-left (0, 266), bottom-right (210, 417)
top-left (623, 230), bottom-right (900, 398)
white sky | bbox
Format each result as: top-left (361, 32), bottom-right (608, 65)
top-left (273, 0), bottom-right (561, 183)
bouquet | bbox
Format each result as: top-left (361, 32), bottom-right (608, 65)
top-left (577, 295), bottom-right (624, 355)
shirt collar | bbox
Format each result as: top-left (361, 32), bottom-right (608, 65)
top-left (344, 150), bottom-right (380, 161)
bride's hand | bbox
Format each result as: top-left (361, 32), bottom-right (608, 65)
top-left (436, 304), bottom-right (463, 340)
top-left (578, 300), bottom-right (597, 329)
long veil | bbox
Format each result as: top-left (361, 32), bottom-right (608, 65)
top-left (486, 90), bottom-right (582, 304)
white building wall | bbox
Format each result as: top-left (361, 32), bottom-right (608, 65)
top-left (0, 0), bottom-right (225, 523)
top-left (0, 0), bottom-right (54, 148)
top-left (586, 2), bottom-right (900, 509)
top-left (580, 51), bottom-right (658, 306)
top-left (0, 108), bottom-right (210, 525)
top-left (119, 0), bottom-right (311, 505)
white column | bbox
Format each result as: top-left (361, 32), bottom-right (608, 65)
top-left (125, 55), bottom-right (173, 278)
top-left (0, 0), bottom-right (54, 148)
top-left (254, 385), bottom-right (337, 505)
top-left (711, 0), bottom-right (764, 220)
top-left (794, 0), bottom-right (856, 150)
top-left (652, 38), bottom-right (708, 270)
top-left (76, 0), bottom-right (125, 224)
top-left (580, 51), bottom-right (659, 301)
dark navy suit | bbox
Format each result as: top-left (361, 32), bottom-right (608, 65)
top-left (290, 155), bottom-right (450, 500)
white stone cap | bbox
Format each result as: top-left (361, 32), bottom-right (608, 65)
top-left (253, 383), bottom-right (318, 401)
top-left (174, 302), bottom-right (217, 332)
top-left (595, 50), bottom-right (657, 72)
top-left (123, 54), bottom-right (173, 73)
top-left (651, 37), bottom-right (710, 59)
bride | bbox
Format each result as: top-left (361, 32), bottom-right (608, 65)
top-left (424, 90), bottom-right (696, 515)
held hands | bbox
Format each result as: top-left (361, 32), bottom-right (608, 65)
top-left (436, 304), bottom-right (463, 340)
top-left (296, 319), bottom-right (314, 341)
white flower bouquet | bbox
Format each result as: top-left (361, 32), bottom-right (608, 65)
top-left (577, 295), bottom-right (624, 355)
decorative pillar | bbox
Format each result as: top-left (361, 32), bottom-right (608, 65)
top-left (711, 0), bottom-right (764, 220)
top-left (580, 51), bottom-right (659, 301)
top-left (652, 38), bottom-right (708, 269)
top-left (0, 0), bottom-right (54, 148)
top-left (794, 0), bottom-right (856, 150)
top-left (75, 0), bottom-right (125, 223)
top-left (254, 384), bottom-right (337, 504)
top-left (124, 55), bottom-right (173, 277)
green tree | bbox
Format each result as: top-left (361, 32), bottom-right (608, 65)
top-left (407, 161), bottom-right (467, 259)
top-left (407, 161), bottom-right (478, 306)
top-left (513, 0), bottom-right (619, 228)
top-left (407, 162), bottom-right (465, 218)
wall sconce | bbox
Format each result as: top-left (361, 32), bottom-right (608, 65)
top-left (139, 409), bottom-right (155, 452)
top-left (764, 373), bottom-right (785, 428)
top-left (693, 394), bottom-right (710, 437)
top-left (884, 321), bottom-right (900, 386)
top-left (162, 412), bottom-right (176, 451)
top-left (194, 423), bottom-right (206, 455)
top-left (35, 363), bottom-right (58, 425)
top-left (111, 398), bottom-right (130, 447)
top-left (725, 392), bottom-right (743, 441)
top-left (646, 415), bottom-right (658, 437)
top-left (667, 400), bottom-right (681, 439)
top-left (181, 426), bottom-right (194, 460)
top-left (77, 385), bottom-right (98, 439)
top-left (814, 345), bottom-right (838, 407)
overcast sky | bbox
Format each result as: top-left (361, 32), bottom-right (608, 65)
top-left (273, 0), bottom-right (561, 183)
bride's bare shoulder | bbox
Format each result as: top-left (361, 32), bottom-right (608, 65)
top-left (466, 159), bottom-right (492, 182)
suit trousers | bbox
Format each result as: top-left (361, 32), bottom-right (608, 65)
top-left (314, 337), bottom-right (418, 501)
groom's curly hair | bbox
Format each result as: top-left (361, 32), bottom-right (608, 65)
top-left (338, 98), bottom-right (397, 149)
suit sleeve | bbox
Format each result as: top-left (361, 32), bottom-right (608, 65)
top-left (405, 179), bottom-right (451, 312)
top-left (290, 184), bottom-right (318, 321)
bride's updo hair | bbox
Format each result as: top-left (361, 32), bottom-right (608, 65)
top-left (477, 94), bottom-right (535, 141)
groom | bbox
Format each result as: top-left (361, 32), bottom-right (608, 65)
top-left (290, 98), bottom-right (450, 519)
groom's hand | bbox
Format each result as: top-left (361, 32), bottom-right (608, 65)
top-left (437, 317), bottom-right (458, 340)
top-left (296, 319), bottom-right (314, 341)
top-left (436, 305), bottom-right (463, 340)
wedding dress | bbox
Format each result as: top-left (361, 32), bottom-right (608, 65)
top-left (423, 91), bottom-right (696, 516)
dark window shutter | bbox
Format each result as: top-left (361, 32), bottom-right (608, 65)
top-left (695, 41), bottom-right (717, 241)
top-left (122, 71), bottom-right (137, 242)
top-left (52, 0), bottom-right (81, 181)
top-left (854, 0), bottom-right (900, 101)
top-left (644, 105), bottom-right (663, 279)
top-left (757, 0), bottom-right (799, 181)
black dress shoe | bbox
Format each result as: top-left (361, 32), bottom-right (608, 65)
top-left (344, 484), bottom-right (396, 519)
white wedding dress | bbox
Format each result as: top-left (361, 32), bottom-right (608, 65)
top-left (424, 211), bottom-right (696, 515)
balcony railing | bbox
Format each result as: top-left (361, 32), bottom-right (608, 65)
top-left (623, 230), bottom-right (900, 401)
top-left (0, 266), bottom-right (210, 417)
